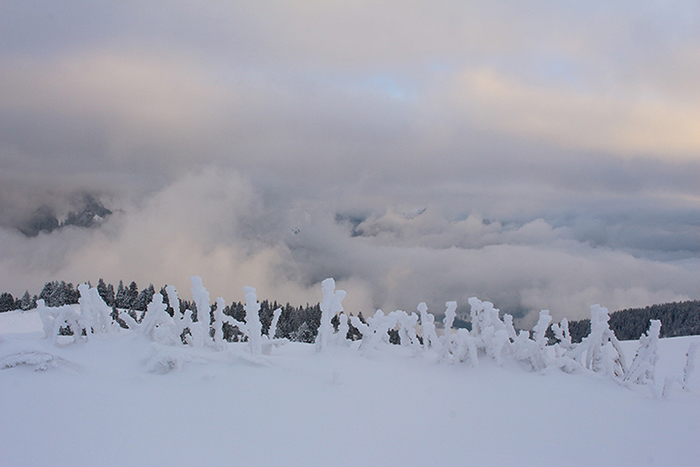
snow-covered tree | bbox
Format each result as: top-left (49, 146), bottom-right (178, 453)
top-left (316, 278), bottom-right (346, 352)
top-left (624, 320), bottom-right (661, 386)
top-left (418, 302), bottom-right (439, 349)
top-left (568, 305), bottom-right (627, 378)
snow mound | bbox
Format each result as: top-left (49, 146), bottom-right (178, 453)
top-left (1, 351), bottom-right (80, 372)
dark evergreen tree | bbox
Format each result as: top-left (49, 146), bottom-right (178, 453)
top-left (160, 286), bottom-right (174, 316)
top-left (292, 322), bottom-right (315, 343)
top-left (133, 284), bottom-right (155, 312)
top-left (96, 279), bottom-right (115, 307)
top-left (259, 300), bottom-right (275, 336)
top-left (106, 283), bottom-right (115, 306)
top-left (18, 291), bottom-right (34, 311)
top-left (126, 281), bottom-right (139, 310)
top-left (0, 292), bottom-right (15, 312)
top-left (115, 281), bottom-right (127, 308)
top-left (568, 319), bottom-right (591, 343)
top-left (37, 281), bottom-right (78, 307)
top-left (39, 281), bottom-right (58, 306)
top-left (291, 303), bottom-right (321, 343)
top-left (63, 282), bottom-right (80, 304)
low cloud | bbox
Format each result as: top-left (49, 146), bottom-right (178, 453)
top-left (2, 168), bottom-right (698, 327)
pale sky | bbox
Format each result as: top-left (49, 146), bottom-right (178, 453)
top-left (1, 1), bottom-right (699, 324)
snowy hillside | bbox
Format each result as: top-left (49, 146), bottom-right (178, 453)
top-left (1, 278), bottom-right (699, 467)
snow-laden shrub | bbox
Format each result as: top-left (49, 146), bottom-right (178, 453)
top-left (333, 312), bottom-right (350, 346)
top-left (316, 278), bottom-right (346, 352)
top-left (682, 342), bottom-right (698, 391)
top-left (243, 286), bottom-right (262, 354)
top-left (567, 305), bottom-right (627, 378)
top-left (551, 318), bottom-right (572, 350)
top-left (466, 297), bottom-right (511, 365)
top-left (189, 276), bottom-right (211, 348)
top-left (38, 284), bottom-right (120, 343)
top-left (446, 297), bottom-right (546, 370)
top-left (348, 307), bottom-right (422, 353)
top-left (139, 293), bottom-right (180, 345)
top-left (393, 310), bottom-right (420, 350)
top-left (38, 300), bottom-right (83, 342)
top-left (33, 274), bottom-right (669, 391)
top-left (357, 309), bottom-right (394, 352)
top-left (624, 320), bottom-right (661, 386)
top-left (418, 302), bottom-right (439, 350)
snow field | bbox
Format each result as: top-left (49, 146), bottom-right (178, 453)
top-left (1, 277), bottom-right (699, 467)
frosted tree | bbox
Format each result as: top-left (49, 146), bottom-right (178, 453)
top-left (212, 297), bottom-right (229, 350)
top-left (508, 310), bottom-right (552, 371)
top-left (76, 284), bottom-right (118, 335)
top-left (316, 278), bottom-right (346, 352)
top-left (569, 304), bottom-right (627, 378)
top-left (418, 303), bottom-right (439, 349)
top-left (353, 309), bottom-right (398, 352)
top-left (180, 309), bottom-right (195, 346)
top-left (349, 314), bottom-right (370, 342)
top-left (244, 286), bottom-right (262, 354)
top-left (439, 301), bottom-right (459, 361)
top-left (532, 310), bottom-right (552, 349)
top-left (392, 310), bottom-right (420, 349)
top-left (269, 307), bottom-right (283, 340)
top-left (549, 318), bottom-right (578, 372)
top-left (140, 293), bottom-right (179, 344)
top-left (190, 276), bottom-right (211, 348)
top-left (451, 329), bottom-right (479, 366)
top-left (551, 318), bottom-right (572, 350)
top-left (38, 299), bottom-right (79, 342)
top-left (682, 342), bottom-right (698, 391)
top-left (38, 284), bottom-right (122, 343)
top-left (466, 297), bottom-right (510, 365)
top-left (624, 320), bottom-right (661, 386)
top-left (333, 313), bottom-right (350, 346)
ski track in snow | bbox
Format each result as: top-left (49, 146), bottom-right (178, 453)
top-left (1, 308), bottom-right (699, 467)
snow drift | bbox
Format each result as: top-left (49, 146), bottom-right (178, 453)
top-left (1, 276), bottom-right (699, 467)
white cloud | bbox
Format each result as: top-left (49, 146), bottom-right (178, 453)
top-left (445, 67), bottom-right (700, 159)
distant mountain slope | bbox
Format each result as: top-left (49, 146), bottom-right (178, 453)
top-left (18, 195), bottom-right (112, 237)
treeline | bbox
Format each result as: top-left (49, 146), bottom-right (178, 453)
top-left (565, 300), bottom-right (700, 342)
top-left (3, 281), bottom-right (699, 343)
top-left (0, 279), bottom-right (366, 344)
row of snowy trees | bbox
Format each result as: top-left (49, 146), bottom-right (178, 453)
top-left (35, 276), bottom-right (698, 396)
top-left (5, 281), bottom-right (700, 341)
top-left (4, 279), bottom-right (333, 344)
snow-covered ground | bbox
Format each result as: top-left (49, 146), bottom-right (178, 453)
top-left (1, 307), bottom-right (699, 467)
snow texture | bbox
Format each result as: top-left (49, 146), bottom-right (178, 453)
top-left (3, 276), bottom-right (700, 466)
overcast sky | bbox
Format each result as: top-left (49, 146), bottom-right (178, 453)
top-left (1, 1), bottom-right (699, 324)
